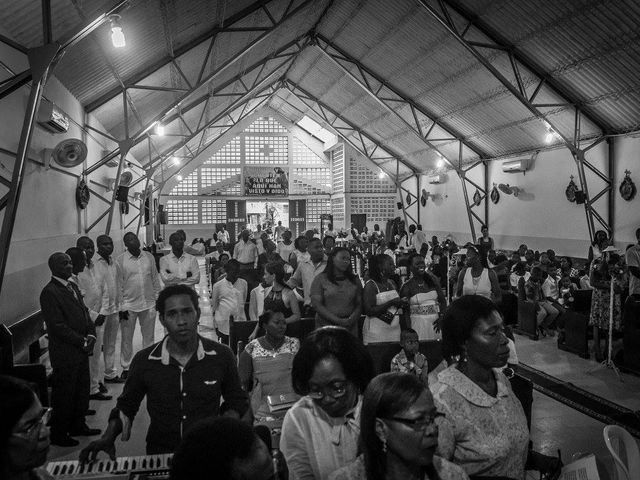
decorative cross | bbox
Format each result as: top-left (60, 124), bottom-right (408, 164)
top-left (259, 143), bottom-right (274, 157)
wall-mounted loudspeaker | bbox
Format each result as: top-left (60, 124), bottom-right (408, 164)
top-left (116, 185), bottom-right (130, 202)
top-left (575, 191), bottom-right (585, 204)
top-left (397, 201), bottom-right (403, 210)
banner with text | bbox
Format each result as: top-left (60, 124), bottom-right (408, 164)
top-left (226, 200), bottom-right (246, 244)
top-left (244, 167), bottom-right (289, 196)
top-left (289, 200), bottom-right (306, 238)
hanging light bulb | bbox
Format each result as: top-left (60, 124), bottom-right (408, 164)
top-left (378, 170), bottom-right (385, 179)
top-left (436, 157), bottom-right (445, 168)
top-left (176, 175), bottom-right (183, 181)
top-left (545, 128), bottom-right (555, 144)
top-left (109, 15), bottom-right (126, 48)
top-left (172, 157), bottom-right (181, 166)
top-left (156, 123), bottom-right (165, 136)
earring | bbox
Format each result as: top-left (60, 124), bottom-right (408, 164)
top-left (382, 438), bottom-right (387, 453)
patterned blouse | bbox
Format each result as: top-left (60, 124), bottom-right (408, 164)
top-left (430, 365), bottom-right (529, 480)
top-left (328, 454), bottom-right (469, 480)
top-left (390, 349), bottom-right (428, 377)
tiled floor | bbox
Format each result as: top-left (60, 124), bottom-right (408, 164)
top-left (48, 260), bottom-right (639, 479)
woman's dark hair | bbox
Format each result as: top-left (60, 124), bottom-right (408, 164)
top-left (170, 417), bottom-right (258, 480)
top-left (561, 257), bottom-right (573, 269)
top-left (368, 254), bottom-right (392, 282)
top-left (291, 326), bottom-right (374, 396)
top-left (258, 309), bottom-right (282, 329)
top-left (441, 295), bottom-right (500, 360)
top-left (513, 261), bottom-right (527, 275)
top-left (265, 261), bottom-right (286, 286)
top-left (322, 235), bottom-right (335, 247)
top-left (294, 236), bottom-right (306, 250)
top-left (324, 247), bottom-right (357, 285)
top-left (0, 375), bottom-right (38, 458)
top-left (361, 373), bottom-right (436, 480)
top-left (407, 253), bottom-right (437, 289)
top-left (592, 230), bottom-right (608, 246)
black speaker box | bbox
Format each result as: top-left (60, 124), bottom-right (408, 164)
top-left (397, 201), bottom-right (403, 209)
top-left (575, 191), bottom-right (585, 204)
top-left (116, 185), bottom-right (130, 202)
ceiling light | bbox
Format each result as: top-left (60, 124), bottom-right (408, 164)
top-left (378, 170), bottom-right (385, 179)
top-left (172, 157), bottom-right (181, 166)
top-left (176, 175), bottom-right (183, 181)
top-left (155, 123), bottom-right (165, 136)
top-left (436, 157), bottom-right (445, 168)
top-left (545, 128), bottom-right (556, 144)
top-left (109, 15), bottom-right (126, 48)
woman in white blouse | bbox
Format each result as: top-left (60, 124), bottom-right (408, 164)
top-left (281, 327), bottom-right (374, 480)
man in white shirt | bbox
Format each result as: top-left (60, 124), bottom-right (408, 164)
top-left (77, 236), bottom-right (112, 400)
top-left (210, 260), bottom-right (247, 344)
top-left (287, 238), bottom-right (327, 316)
top-left (217, 225), bottom-right (230, 246)
top-left (160, 232), bottom-right (200, 289)
top-left (274, 221), bottom-right (286, 243)
top-left (117, 232), bottom-right (161, 379)
top-left (412, 224), bottom-right (428, 254)
top-left (93, 235), bottom-right (123, 383)
top-left (234, 229), bottom-right (259, 266)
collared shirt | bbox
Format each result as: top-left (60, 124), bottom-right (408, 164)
top-left (116, 335), bottom-right (248, 454)
top-left (411, 229), bottom-right (428, 252)
top-left (288, 256), bottom-right (327, 305)
top-left (329, 454), bottom-right (469, 480)
top-left (390, 348), bottom-right (427, 377)
top-left (159, 251), bottom-right (200, 288)
top-left (281, 396), bottom-right (361, 480)
top-left (233, 239), bottom-right (258, 264)
top-left (430, 365), bottom-right (529, 479)
top-left (77, 264), bottom-right (101, 320)
top-left (626, 244), bottom-right (640, 295)
top-left (249, 284), bottom-right (272, 322)
top-left (542, 275), bottom-right (559, 300)
top-left (93, 256), bottom-right (120, 315)
top-left (117, 250), bottom-right (161, 312)
top-left (210, 277), bottom-right (248, 334)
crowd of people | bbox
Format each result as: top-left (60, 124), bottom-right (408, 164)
top-left (2, 221), bottom-right (639, 480)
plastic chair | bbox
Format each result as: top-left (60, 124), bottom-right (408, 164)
top-left (603, 425), bottom-right (640, 480)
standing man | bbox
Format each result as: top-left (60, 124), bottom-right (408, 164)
top-left (79, 285), bottom-right (249, 457)
top-left (40, 252), bottom-right (99, 446)
top-left (233, 229), bottom-right (259, 290)
top-left (160, 232), bottom-right (200, 289)
top-left (217, 224), bottom-right (230, 247)
top-left (117, 232), bottom-right (161, 380)
top-left (412, 224), bottom-right (428, 254)
top-left (274, 220), bottom-right (286, 243)
top-left (625, 227), bottom-right (640, 324)
top-left (77, 236), bottom-right (112, 401)
top-left (210, 260), bottom-right (248, 344)
top-left (288, 237), bottom-right (327, 317)
top-left (94, 235), bottom-right (124, 384)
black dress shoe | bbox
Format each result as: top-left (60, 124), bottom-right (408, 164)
top-left (86, 409), bottom-right (96, 416)
top-left (89, 392), bottom-right (113, 401)
top-left (98, 382), bottom-right (109, 394)
top-left (51, 434), bottom-right (80, 447)
top-left (104, 376), bottom-right (125, 384)
top-left (69, 425), bottom-right (101, 436)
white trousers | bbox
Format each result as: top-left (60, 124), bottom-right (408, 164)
top-left (120, 308), bottom-right (156, 371)
top-left (89, 324), bottom-right (104, 395)
top-left (102, 313), bottom-right (120, 380)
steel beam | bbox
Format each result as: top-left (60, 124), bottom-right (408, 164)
top-left (0, 70), bottom-right (32, 100)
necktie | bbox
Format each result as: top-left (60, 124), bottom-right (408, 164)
top-left (67, 283), bottom-right (78, 301)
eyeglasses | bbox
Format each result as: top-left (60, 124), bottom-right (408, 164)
top-left (307, 381), bottom-right (348, 400)
top-left (384, 412), bottom-right (444, 432)
top-left (12, 407), bottom-right (52, 440)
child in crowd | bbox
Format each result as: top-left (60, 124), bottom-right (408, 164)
top-left (558, 276), bottom-right (577, 308)
top-left (390, 328), bottom-right (429, 384)
top-left (579, 267), bottom-right (592, 289)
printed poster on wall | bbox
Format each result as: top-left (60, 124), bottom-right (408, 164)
top-left (226, 200), bottom-right (246, 244)
top-left (244, 167), bottom-right (289, 196)
top-left (289, 200), bottom-right (306, 238)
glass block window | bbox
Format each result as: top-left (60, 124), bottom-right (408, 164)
top-left (349, 196), bottom-right (396, 224)
top-left (204, 137), bottom-right (241, 164)
top-left (201, 199), bottom-right (226, 224)
top-left (332, 146), bottom-right (344, 193)
top-left (170, 170), bottom-right (198, 195)
top-left (331, 197), bottom-right (345, 224)
top-left (293, 137), bottom-right (327, 166)
top-left (348, 157), bottom-right (396, 193)
top-left (245, 116), bottom-right (288, 133)
top-left (307, 198), bottom-right (331, 230)
top-left (245, 136), bottom-right (288, 164)
top-left (291, 168), bottom-right (331, 195)
top-left (166, 199), bottom-right (198, 224)
top-left (200, 167), bottom-right (242, 195)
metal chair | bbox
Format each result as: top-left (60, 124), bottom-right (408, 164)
top-left (603, 425), bottom-right (640, 480)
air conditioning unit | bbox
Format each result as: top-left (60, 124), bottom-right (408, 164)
top-left (38, 103), bottom-right (69, 133)
top-left (501, 158), bottom-right (531, 173)
top-left (427, 175), bottom-right (444, 184)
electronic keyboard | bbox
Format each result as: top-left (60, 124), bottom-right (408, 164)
top-left (46, 453), bottom-right (172, 479)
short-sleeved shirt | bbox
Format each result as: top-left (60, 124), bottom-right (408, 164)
top-left (626, 244), bottom-right (640, 295)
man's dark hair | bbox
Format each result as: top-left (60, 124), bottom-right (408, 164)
top-left (65, 247), bottom-right (86, 272)
top-left (47, 252), bottom-right (66, 272)
top-left (322, 235), bottom-right (334, 247)
top-left (170, 417), bottom-right (257, 480)
top-left (156, 285), bottom-right (199, 317)
top-left (169, 232), bottom-right (181, 243)
top-left (291, 326), bottom-right (373, 396)
top-left (441, 295), bottom-right (499, 360)
top-left (76, 236), bottom-right (93, 248)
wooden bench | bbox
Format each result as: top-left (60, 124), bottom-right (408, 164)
top-left (0, 311), bottom-right (49, 405)
top-left (557, 289), bottom-right (592, 358)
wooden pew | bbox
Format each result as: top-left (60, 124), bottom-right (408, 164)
top-left (557, 289), bottom-right (592, 358)
top-left (0, 312), bottom-right (49, 405)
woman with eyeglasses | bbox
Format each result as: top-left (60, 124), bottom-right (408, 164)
top-left (1, 375), bottom-right (53, 480)
top-left (330, 373), bottom-right (468, 480)
top-left (281, 326), bottom-right (374, 480)
top-left (431, 296), bottom-right (560, 479)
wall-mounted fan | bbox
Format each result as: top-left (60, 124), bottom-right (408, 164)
top-left (48, 139), bottom-right (87, 168)
top-left (498, 183), bottom-right (521, 197)
top-left (119, 168), bottom-right (133, 186)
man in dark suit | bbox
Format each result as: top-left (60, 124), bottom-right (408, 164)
top-left (40, 252), bottom-right (100, 446)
